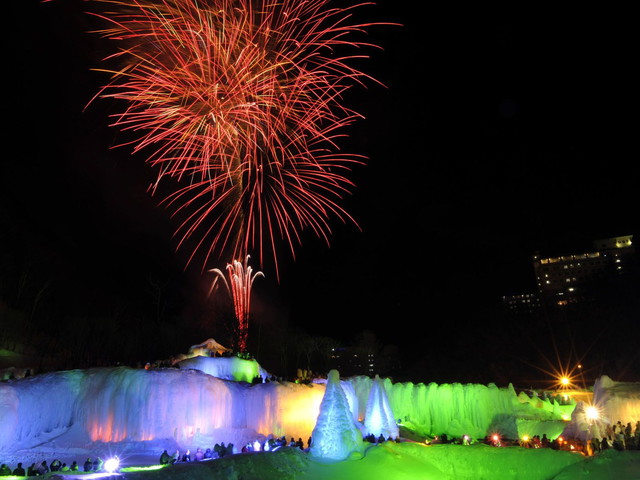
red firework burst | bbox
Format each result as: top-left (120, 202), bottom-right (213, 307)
top-left (88, 0), bottom-right (384, 274)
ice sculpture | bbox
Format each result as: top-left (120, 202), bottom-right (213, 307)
top-left (363, 374), bottom-right (398, 439)
top-left (309, 370), bottom-right (362, 461)
top-left (177, 355), bottom-right (269, 383)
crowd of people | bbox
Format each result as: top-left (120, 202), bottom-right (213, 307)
top-left (242, 436), bottom-right (310, 452)
top-left (418, 419), bottom-right (640, 456)
top-left (3, 420), bottom-right (638, 475)
top-left (590, 419), bottom-right (640, 453)
top-left (363, 433), bottom-right (401, 444)
top-left (0, 457), bottom-right (99, 476)
top-left (157, 434), bottom-right (312, 468)
top-left (159, 442), bottom-right (236, 465)
top-left (424, 433), bottom-right (472, 445)
top-left (482, 419), bottom-right (640, 456)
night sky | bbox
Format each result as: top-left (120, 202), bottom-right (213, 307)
top-left (4, 1), bottom-right (638, 383)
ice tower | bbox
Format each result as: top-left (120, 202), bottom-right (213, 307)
top-left (364, 374), bottom-right (398, 440)
top-left (309, 370), bottom-right (362, 461)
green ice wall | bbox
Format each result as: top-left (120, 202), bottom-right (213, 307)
top-left (347, 376), bottom-right (575, 440)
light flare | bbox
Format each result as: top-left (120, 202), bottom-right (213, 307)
top-left (104, 457), bottom-right (120, 473)
top-left (585, 405), bottom-right (600, 422)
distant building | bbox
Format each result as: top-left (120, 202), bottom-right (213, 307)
top-left (329, 347), bottom-right (375, 377)
top-left (502, 292), bottom-right (541, 315)
top-left (328, 346), bottom-right (400, 378)
top-left (532, 235), bottom-right (636, 307)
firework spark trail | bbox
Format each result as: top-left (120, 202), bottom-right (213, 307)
top-left (210, 255), bottom-right (264, 352)
top-left (87, 0), bottom-right (384, 275)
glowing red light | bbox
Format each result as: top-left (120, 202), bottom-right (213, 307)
top-left (210, 256), bottom-right (263, 352)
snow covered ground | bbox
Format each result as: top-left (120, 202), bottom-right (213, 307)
top-left (2, 440), bottom-right (638, 479)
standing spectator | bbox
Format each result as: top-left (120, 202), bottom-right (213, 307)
top-left (12, 463), bottom-right (26, 476)
top-left (541, 434), bottom-right (550, 448)
top-left (160, 450), bottom-right (170, 465)
top-left (194, 447), bottom-right (204, 461)
top-left (37, 461), bottom-right (49, 476)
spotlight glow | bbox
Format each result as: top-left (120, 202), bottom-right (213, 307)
top-left (585, 405), bottom-right (600, 422)
top-left (104, 457), bottom-right (120, 473)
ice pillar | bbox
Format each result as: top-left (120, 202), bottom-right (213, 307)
top-left (309, 370), bottom-right (362, 461)
top-left (364, 374), bottom-right (399, 439)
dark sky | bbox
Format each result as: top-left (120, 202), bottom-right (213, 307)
top-left (4, 1), bottom-right (638, 379)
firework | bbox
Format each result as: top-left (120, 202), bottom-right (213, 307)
top-left (210, 256), bottom-right (264, 352)
top-left (89, 0), bottom-right (383, 273)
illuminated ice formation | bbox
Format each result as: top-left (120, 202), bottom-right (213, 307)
top-left (0, 366), bottom-right (324, 452)
top-left (310, 370), bottom-right (363, 461)
top-left (178, 356), bottom-right (270, 383)
top-left (349, 376), bottom-right (574, 440)
top-left (311, 376), bottom-right (359, 424)
top-left (562, 375), bottom-right (640, 441)
top-left (363, 374), bottom-right (398, 439)
top-left (0, 365), bottom-right (579, 456)
top-left (592, 375), bottom-right (640, 425)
